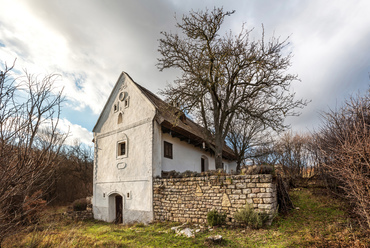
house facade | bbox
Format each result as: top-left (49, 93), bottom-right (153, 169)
top-left (92, 72), bottom-right (236, 224)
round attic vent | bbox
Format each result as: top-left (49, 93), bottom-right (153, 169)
top-left (119, 92), bottom-right (127, 101)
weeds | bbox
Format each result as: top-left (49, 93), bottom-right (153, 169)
top-left (234, 204), bottom-right (270, 229)
top-left (2, 188), bottom-right (370, 247)
top-left (207, 209), bottom-right (226, 227)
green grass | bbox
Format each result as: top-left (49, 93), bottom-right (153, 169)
top-left (3, 188), bottom-right (370, 247)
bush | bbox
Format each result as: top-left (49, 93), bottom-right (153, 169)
top-left (242, 165), bottom-right (274, 175)
top-left (207, 209), bottom-right (226, 227)
top-left (72, 198), bottom-right (87, 211)
top-left (234, 204), bottom-right (270, 229)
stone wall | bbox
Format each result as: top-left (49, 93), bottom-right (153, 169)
top-left (153, 174), bottom-right (277, 225)
top-left (64, 205), bottom-right (93, 221)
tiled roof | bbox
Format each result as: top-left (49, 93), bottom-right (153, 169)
top-left (133, 81), bottom-right (237, 161)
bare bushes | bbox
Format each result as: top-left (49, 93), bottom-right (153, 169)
top-left (52, 142), bottom-right (93, 205)
top-left (0, 62), bottom-right (66, 245)
top-left (315, 92), bottom-right (370, 228)
top-left (254, 132), bottom-right (317, 187)
top-left (72, 198), bottom-right (88, 211)
top-left (241, 165), bottom-right (274, 175)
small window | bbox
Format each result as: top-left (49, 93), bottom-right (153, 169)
top-left (124, 96), bottom-right (130, 108)
top-left (164, 141), bottom-right (173, 159)
top-left (114, 103), bottom-right (118, 112)
top-left (118, 141), bottom-right (127, 157)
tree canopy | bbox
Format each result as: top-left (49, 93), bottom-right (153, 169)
top-left (157, 7), bottom-right (307, 168)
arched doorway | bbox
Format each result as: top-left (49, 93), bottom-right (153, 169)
top-left (115, 195), bottom-right (123, 224)
top-left (108, 193), bottom-right (123, 223)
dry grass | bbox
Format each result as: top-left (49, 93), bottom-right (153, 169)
top-left (3, 188), bottom-right (370, 247)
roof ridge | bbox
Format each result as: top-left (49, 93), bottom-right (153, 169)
top-left (124, 75), bottom-right (236, 161)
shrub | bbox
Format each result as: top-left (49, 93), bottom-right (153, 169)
top-left (207, 209), bottom-right (226, 227)
top-left (234, 204), bottom-right (270, 229)
top-left (243, 165), bottom-right (274, 175)
top-left (72, 198), bottom-right (87, 211)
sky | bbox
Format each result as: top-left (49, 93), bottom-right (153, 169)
top-left (0, 0), bottom-right (370, 146)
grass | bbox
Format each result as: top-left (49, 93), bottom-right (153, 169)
top-left (3, 188), bottom-right (370, 247)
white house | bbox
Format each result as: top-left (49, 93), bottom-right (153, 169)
top-left (92, 72), bottom-right (237, 224)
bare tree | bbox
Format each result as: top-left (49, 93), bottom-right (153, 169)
top-left (226, 114), bottom-right (273, 171)
top-left (0, 61), bottom-right (67, 246)
top-left (157, 7), bottom-right (307, 168)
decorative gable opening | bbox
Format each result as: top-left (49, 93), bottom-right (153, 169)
top-left (124, 96), bottom-right (130, 108)
top-left (118, 112), bottom-right (123, 124)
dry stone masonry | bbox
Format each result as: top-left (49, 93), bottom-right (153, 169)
top-left (153, 174), bottom-right (277, 225)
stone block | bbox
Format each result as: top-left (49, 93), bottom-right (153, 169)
top-left (229, 194), bottom-right (240, 200)
top-left (266, 188), bottom-right (273, 193)
top-left (256, 183), bottom-right (273, 188)
top-left (236, 183), bottom-right (246, 189)
top-left (263, 198), bottom-right (273, 204)
top-left (246, 183), bottom-right (256, 188)
top-left (252, 188), bottom-right (260, 193)
top-left (242, 189), bottom-right (251, 194)
top-left (257, 193), bottom-right (272, 198)
top-left (253, 198), bottom-right (263, 204)
top-left (233, 189), bottom-right (242, 194)
top-left (258, 204), bottom-right (273, 210)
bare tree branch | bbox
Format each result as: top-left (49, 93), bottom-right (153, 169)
top-left (158, 7), bottom-right (308, 168)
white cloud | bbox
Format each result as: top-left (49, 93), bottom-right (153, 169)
top-left (57, 118), bottom-right (93, 146)
top-left (1, 0), bottom-right (370, 135)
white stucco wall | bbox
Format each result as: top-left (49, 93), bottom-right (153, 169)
top-left (161, 132), bottom-right (236, 173)
top-left (93, 73), bottom-right (156, 224)
top-left (152, 121), bottom-right (162, 177)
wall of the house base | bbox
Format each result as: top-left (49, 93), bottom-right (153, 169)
top-left (153, 174), bottom-right (277, 225)
top-left (93, 180), bottom-right (153, 224)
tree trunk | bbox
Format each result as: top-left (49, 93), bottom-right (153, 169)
top-left (236, 160), bottom-right (242, 173)
top-left (215, 134), bottom-right (224, 170)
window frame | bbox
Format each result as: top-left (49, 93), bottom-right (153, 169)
top-left (164, 141), bottom-right (173, 159)
top-left (117, 140), bottom-right (128, 158)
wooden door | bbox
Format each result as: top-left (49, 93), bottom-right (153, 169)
top-left (115, 195), bottom-right (123, 224)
